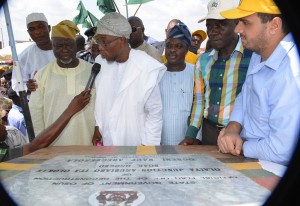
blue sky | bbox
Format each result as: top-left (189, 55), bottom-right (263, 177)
top-left (0, 0), bottom-right (210, 48)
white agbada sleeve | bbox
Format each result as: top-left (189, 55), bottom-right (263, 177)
top-left (142, 84), bottom-right (163, 145)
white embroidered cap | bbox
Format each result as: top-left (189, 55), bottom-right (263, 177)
top-left (26, 12), bottom-right (48, 25)
top-left (96, 12), bottom-right (132, 39)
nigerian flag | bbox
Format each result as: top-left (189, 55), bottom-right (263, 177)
top-left (73, 0), bottom-right (98, 28)
top-left (97, 0), bottom-right (116, 14)
top-left (87, 10), bottom-right (98, 26)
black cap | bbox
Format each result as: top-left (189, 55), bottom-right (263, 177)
top-left (84, 26), bottom-right (97, 38)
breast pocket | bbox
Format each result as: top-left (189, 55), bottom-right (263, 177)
top-left (180, 90), bottom-right (193, 112)
top-left (247, 82), bottom-right (268, 124)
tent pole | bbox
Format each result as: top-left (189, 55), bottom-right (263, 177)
top-left (3, 1), bottom-right (35, 142)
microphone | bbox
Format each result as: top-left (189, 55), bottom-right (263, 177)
top-left (85, 63), bottom-right (101, 93)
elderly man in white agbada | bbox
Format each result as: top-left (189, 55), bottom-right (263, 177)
top-left (92, 12), bottom-right (166, 146)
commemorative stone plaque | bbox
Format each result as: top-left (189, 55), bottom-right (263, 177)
top-left (3, 154), bottom-right (270, 206)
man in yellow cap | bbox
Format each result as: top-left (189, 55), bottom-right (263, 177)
top-left (29, 20), bottom-right (96, 146)
top-left (217, 0), bottom-right (300, 166)
top-left (189, 30), bottom-right (207, 55)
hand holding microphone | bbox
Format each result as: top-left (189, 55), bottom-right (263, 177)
top-left (85, 63), bottom-right (101, 95)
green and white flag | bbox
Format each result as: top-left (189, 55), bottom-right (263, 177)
top-left (73, 1), bottom-right (98, 28)
top-left (87, 10), bottom-right (98, 26)
top-left (97, 0), bottom-right (116, 14)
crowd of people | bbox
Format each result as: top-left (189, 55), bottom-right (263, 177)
top-left (0, 0), bottom-right (299, 167)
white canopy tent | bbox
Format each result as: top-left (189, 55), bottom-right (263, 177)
top-left (0, 41), bottom-right (33, 61)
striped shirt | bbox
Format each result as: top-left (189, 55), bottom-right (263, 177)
top-left (159, 63), bottom-right (195, 145)
top-left (186, 37), bottom-right (253, 138)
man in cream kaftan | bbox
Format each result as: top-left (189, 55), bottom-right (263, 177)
top-left (29, 59), bottom-right (95, 145)
top-left (29, 20), bottom-right (95, 146)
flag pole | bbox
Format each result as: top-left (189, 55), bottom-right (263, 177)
top-left (125, 0), bottom-right (129, 18)
top-left (87, 13), bottom-right (93, 27)
top-left (112, 0), bottom-right (121, 14)
top-left (133, 4), bottom-right (142, 16)
top-left (3, 1), bottom-right (35, 142)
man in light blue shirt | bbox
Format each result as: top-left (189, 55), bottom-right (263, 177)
top-left (217, 0), bottom-right (300, 166)
top-left (7, 88), bottom-right (26, 137)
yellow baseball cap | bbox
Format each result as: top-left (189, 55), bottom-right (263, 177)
top-left (221, 0), bottom-right (281, 19)
top-left (192, 30), bottom-right (207, 41)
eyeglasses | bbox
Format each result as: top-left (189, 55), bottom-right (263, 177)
top-left (92, 37), bottom-right (120, 47)
top-left (131, 27), bottom-right (141, 33)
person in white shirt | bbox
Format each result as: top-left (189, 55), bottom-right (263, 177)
top-left (11, 12), bottom-right (55, 94)
top-left (92, 12), bottom-right (166, 146)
